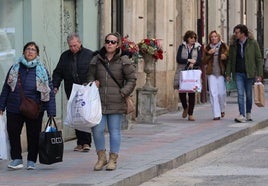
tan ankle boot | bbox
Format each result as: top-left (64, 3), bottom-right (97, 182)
top-left (106, 153), bottom-right (118, 171)
top-left (188, 115), bottom-right (195, 121)
top-left (94, 150), bottom-right (107, 171)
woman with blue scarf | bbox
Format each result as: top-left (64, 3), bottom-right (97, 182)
top-left (0, 41), bottom-right (56, 170)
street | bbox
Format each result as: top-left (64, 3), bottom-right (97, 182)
top-left (140, 126), bottom-right (268, 186)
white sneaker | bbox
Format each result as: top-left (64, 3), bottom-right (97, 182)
top-left (246, 113), bottom-right (252, 121)
top-left (234, 115), bottom-right (246, 123)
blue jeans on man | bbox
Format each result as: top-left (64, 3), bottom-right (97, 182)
top-left (235, 73), bottom-right (254, 122)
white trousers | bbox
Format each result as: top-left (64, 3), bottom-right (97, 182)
top-left (208, 75), bottom-right (226, 118)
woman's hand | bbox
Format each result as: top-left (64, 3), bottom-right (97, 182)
top-left (0, 110), bottom-right (3, 115)
top-left (221, 54), bottom-right (227, 60)
top-left (95, 80), bottom-right (100, 87)
top-left (208, 48), bottom-right (216, 55)
top-left (188, 59), bottom-right (196, 64)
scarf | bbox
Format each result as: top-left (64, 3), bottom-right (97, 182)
top-left (7, 56), bottom-right (51, 101)
top-left (209, 41), bottom-right (222, 56)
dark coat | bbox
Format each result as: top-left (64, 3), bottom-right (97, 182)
top-left (52, 46), bottom-right (93, 99)
top-left (88, 47), bottom-right (137, 114)
top-left (0, 63), bottom-right (56, 116)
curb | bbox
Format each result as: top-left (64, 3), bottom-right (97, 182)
top-left (110, 119), bottom-right (268, 186)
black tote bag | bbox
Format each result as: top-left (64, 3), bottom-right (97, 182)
top-left (39, 117), bottom-right (64, 165)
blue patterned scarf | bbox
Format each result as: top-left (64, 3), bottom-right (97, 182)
top-left (7, 56), bottom-right (51, 101)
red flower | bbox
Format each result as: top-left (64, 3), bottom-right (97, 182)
top-left (138, 38), bottom-right (164, 61)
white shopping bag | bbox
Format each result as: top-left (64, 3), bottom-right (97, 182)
top-left (0, 115), bottom-right (10, 160)
top-left (64, 82), bottom-right (102, 132)
top-left (179, 69), bottom-right (202, 93)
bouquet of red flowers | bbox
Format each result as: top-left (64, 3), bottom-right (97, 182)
top-left (138, 38), bottom-right (163, 60)
top-left (121, 35), bottom-right (140, 63)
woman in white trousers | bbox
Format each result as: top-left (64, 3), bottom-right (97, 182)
top-left (202, 30), bottom-right (229, 120)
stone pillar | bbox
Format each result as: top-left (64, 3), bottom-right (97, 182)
top-left (264, 0), bottom-right (268, 52)
top-left (136, 88), bottom-right (158, 124)
top-left (246, 0), bottom-right (257, 38)
top-left (228, 0), bottom-right (242, 36)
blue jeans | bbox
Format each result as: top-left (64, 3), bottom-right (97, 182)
top-left (235, 73), bottom-right (254, 116)
top-left (92, 114), bottom-right (122, 153)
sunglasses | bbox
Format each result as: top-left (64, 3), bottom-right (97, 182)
top-left (105, 40), bottom-right (118, 45)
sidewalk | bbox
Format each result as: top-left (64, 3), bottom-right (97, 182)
top-left (1, 84), bottom-right (268, 186)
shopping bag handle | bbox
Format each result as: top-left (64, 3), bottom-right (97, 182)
top-left (44, 117), bottom-right (59, 131)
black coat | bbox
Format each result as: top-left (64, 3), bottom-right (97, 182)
top-left (52, 47), bottom-right (93, 99)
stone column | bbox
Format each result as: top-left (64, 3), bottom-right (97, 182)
top-left (246, 0), bottom-right (257, 38)
top-left (136, 88), bottom-right (158, 124)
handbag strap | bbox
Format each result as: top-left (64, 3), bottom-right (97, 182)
top-left (18, 73), bottom-right (26, 99)
top-left (100, 61), bottom-right (122, 89)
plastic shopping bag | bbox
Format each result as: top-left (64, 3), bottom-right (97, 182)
top-left (179, 69), bottom-right (202, 93)
top-left (64, 82), bottom-right (102, 132)
top-left (0, 115), bottom-right (10, 160)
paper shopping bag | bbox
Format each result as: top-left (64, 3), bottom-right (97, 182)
top-left (254, 82), bottom-right (265, 107)
top-left (179, 69), bottom-right (202, 93)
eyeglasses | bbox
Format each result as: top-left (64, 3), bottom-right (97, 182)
top-left (25, 48), bottom-right (37, 52)
top-left (105, 40), bottom-right (118, 45)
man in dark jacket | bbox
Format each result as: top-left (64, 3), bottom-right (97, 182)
top-left (53, 33), bottom-right (93, 152)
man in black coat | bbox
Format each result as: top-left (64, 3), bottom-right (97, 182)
top-left (53, 33), bottom-right (93, 152)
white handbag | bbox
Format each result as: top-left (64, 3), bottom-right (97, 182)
top-left (64, 82), bottom-right (102, 132)
top-left (179, 69), bottom-right (202, 93)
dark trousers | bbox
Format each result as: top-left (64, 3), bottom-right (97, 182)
top-left (179, 92), bottom-right (195, 115)
top-left (6, 112), bottom-right (43, 162)
top-left (75, 129), bottom-right (92, 146)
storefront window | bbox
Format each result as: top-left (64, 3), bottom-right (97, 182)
top-left (0, 0), bottom-right (22, 88)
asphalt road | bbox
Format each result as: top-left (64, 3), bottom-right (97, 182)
top-left (140, 126), bottom-right (268, 186)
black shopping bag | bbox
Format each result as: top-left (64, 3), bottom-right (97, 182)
top-left (39, 117), bottom-right (64, 165)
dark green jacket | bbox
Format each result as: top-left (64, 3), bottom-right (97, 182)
top-left (226, 35), bottom-right (263, 79)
